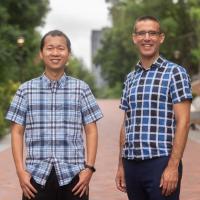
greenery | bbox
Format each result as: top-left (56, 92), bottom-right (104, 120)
top-left (95, 0), bottom-right (200, 95)
top-left (67, 57), bottom-right (97, 95)
top-left (0, 0), bottom-right (50, 136)
top-left (0, 0), bottom-right (50, 83)
top-left (0, 81), bottom-right (20, 138)
top-left (96, 82), bottom-right (122, 99)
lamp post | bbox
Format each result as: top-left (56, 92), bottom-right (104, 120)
top-left (16, 36), bottom-right (25, 82)
top-left (17, 36), bottom-right (25, 48)
top-left (173, 50), bottom-right (181, 64)
top-left (173, 50), bottom-right (181, 60)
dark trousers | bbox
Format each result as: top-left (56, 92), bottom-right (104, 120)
top-left (123, 156), bottom-right (182, 200)
top-left (22, 167), bottom-right (88, 200)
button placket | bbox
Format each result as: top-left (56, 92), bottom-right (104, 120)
top-left (50, 81), bottom-right (58, 159)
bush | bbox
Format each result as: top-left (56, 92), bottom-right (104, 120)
top-left (0, 80), bottom-right (20, 138)
top-left (96, 82), bottom-right (122, 99)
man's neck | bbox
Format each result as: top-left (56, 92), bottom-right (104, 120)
top-left (44, 69), bottom-right (65, 81)
top-left (140, 54), bottom-right (159, 70)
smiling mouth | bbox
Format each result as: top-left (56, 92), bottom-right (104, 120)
top-left (51, 59), bottom-right (61, 64)
top-left (142, 44), bottom-right (152, 47)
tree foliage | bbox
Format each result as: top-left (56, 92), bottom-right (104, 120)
top-left (95, 0), bottom-right (200, 89)
top-left (0, 0), bottom-right (50, 83)
top-left (67, 57), bottom-right (97, 95)
top-left (0, 81), bottom-right (20, 137)
top-left (0, 0), bottom-right (49, 136)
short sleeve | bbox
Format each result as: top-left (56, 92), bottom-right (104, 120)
top-left (81, 83), bottom-right (103, 125)
top-left (5, 86), bottom-right (27, 126)
top-left (169, 66), bottom-right (193, 104)
top-left (119, 75), bottom-right (130, 111)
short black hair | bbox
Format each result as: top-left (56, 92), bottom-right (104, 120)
top-left (40, 30), bottom-right (71, 52)
top-left (133, 15), bottom-right (162, 33)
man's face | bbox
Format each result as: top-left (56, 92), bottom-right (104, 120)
top-left (132, 20), bottom-right (165, 59)
top-left (40, 35), bottom-right (70, 71)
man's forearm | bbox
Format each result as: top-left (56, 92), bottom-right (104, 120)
top-left (118, 126), bottom-right (125, 167)
top-left (168, 121), bottom-right (190, 167)
top-left (11, 123), bottom-right (25, 174)
top-left (168, 101), bottom-right (191, 167)
top-left (118, 113), bottom-right (126, 167)
top-left (84, 122), bottom-right (98, 166)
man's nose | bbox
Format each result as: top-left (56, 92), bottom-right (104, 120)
top-left (144, 32), bottom-right (150, 39)
top-left (52, 48), bottom-right (59, 55)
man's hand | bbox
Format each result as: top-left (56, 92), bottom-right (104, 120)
top-left (115, 165), bottom-right (126, 193)
top-left (17, 169), bottom-right (37, 199)
top-left (72, 169), bottom-right (93, 197)
top-left (160, 165), bottom-right (179, 196)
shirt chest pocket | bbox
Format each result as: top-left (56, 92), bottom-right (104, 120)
top-left (60, 101), bottom-right (82, 123)
top-left (157, 80), bottom-right (170, 102)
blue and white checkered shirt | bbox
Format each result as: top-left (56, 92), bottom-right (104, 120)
top-left (120, 56), bottom-right (192, 160)
top-left (6, 73), bottom-right (103, 186)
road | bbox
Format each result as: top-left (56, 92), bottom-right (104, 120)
top-left (0, 100), bottom-right (200, 200)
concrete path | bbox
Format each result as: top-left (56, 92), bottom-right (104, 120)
top-left (0, 133), bottom-right (11, 152)
top-left (0, 100), bottom-right (200, 200)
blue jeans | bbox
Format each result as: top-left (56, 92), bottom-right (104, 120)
top-left (123, 156), bottom-right (182, 200)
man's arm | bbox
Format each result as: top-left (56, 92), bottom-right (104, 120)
top-left (115, 112), bottom-right (126, 193)
top-left (11, 122), bottom-right (37, 199)
top-left (72, 122), bottom-right (98, 197)
top-left (160, 100), bottom-right (191, 196)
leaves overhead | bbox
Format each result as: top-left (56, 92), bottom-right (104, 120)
top-left (95, 0), bottom-right (200, 88)
top-left (0, 0), bottom-right (50, 83)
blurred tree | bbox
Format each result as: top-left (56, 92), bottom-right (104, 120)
top-left (0, 0), bottom-right (49, 135)
top-left (0, 81), bottom-right (20, 137)
top-left (95, 0), bottom-right (200, 92)
top-left (67, 57), bottom-right (97, 95)
top-left (2, 0), bottom-right (49, 29)
top-left (0, 0), bottom-right (49, 83)
top-left (188, 0), bottom-right (200, 74)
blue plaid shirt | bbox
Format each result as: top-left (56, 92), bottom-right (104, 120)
top-left (6, 73), bottom-right (103, 186)
top-left (120, 56), bottom-right (192, 160)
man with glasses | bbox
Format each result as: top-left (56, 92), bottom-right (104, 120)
top-left (115, 16), bottom-right (192, 200)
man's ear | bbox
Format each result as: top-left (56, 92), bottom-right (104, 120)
top-left (132, 34), bottom-right (137, 44)
top-left (160, 33), bottom-right (165, 44)
top-left (39, 51), bottom-right (43, 59)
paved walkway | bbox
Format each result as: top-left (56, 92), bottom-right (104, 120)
top-left (0, 100), bottom-right (200, 200)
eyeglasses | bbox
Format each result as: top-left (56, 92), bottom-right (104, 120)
top-left (134, 31), bottom-right (161, 38)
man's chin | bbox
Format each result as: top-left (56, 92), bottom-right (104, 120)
top-left (45, 66), bottom-right (65, 73)
top-left (140, 51), bottom-right (158, 58)
top-left (49, 65), bottom-right (65, 70)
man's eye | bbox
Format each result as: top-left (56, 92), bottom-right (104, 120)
top-left (149, 31), bottom-right (157, 36)
top-left (138, 31), bottom-right (146, 36)
top-left (135, 31), bottom-right (160, 37)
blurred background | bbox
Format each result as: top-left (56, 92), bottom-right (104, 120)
top-left (0, 1), bottom-right (200, 199)
top-left (0, 0), bottom-right (200, 138)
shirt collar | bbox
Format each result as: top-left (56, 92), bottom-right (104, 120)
top-left (41, 73), bottom-right (68, 88)
top-left (135, 56), bottom-right (166, 72)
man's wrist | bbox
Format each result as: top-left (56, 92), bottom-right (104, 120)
top-left (16, 166), bottom-right (25, 175)
top-left (168, 157), bottom-right (180, 168)
top-left (85, 163), bottom-right (96, 172)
